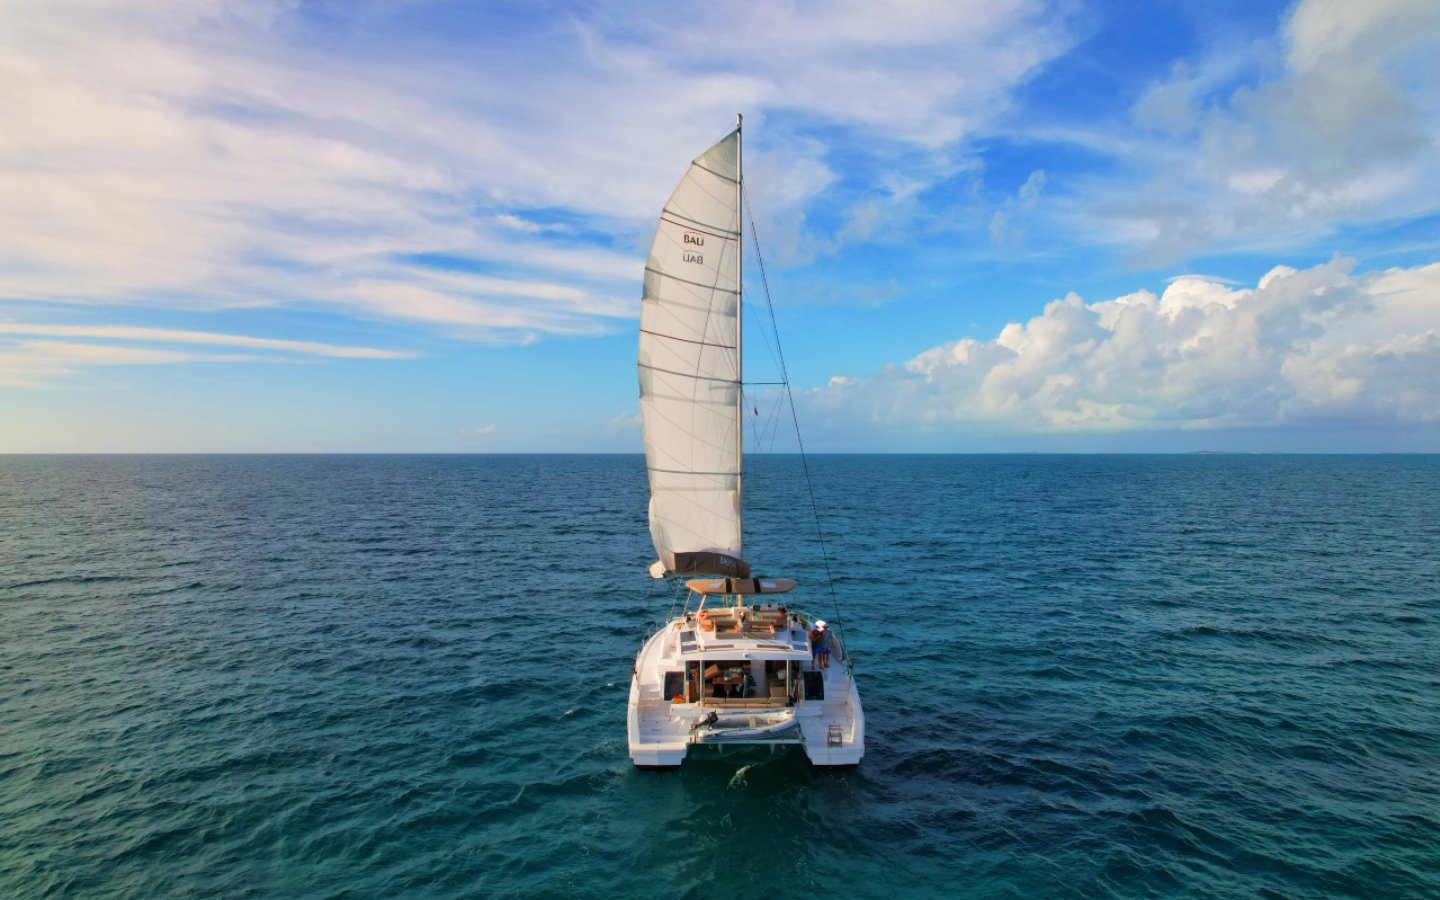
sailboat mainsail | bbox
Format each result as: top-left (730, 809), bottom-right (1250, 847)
top-left (638, 126), bottom-right (748, 579)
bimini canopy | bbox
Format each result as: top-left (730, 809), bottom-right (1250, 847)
top-left (686, 577), bottom-right (797, 595)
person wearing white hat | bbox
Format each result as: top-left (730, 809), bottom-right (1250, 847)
top-left (809, 620), bottom-right (832, 671)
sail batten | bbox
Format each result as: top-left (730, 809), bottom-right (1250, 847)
top-left (639, 365), bottom-right (739, 386)
top-left (659, 212), bottom-right (740, 236)
top-left (638, 330), bottom-right (735, 350)
top-left (639, 128), bottom-right (745, 578)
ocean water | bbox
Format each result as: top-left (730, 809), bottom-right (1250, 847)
top-left (2, 454), bottom-right (1438, 899)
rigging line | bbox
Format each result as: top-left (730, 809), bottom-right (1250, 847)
top-left (737, 212), bottom-right (784, 385)
top-left (747, 382), bottom-right (767, 461)
top-left (752, 304), bottom-right (786, 380)
top-left (766, 380), bottom-right (789, 452)
top-left (751, 389), bottom-right (786, 464)
top-left (645, 574), bottom-right (662, 652)
top-left (734, 234), bottom-right (782, 383)
top-left (752, 398), bottom-right (770, 458)
top-left (743, 297), bottom-right (783, 376)
top-left (737, 197), bottom-right (785, 482)
top-left (740, 293), bottom-right (784, 382)
top-left (742, 181), bottom-right (850, 654)
top-left (748, 382), bottom-right (779, 458)
top-left (754, 388), bottom-right (777, 455)
top-left (760, 390), bottom-right (786, 456)
top-left (665, 574), bottom-right (686, 628)
top-left (737, 198), bottom-right (791, 445)
top-left (734, 213), bottom-right (780, 370)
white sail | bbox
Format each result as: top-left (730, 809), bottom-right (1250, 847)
top-left (638, 128), bottom-right (745, 577)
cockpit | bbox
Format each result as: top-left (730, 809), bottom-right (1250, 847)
top-left (670, 658), bottom-right (802, 706)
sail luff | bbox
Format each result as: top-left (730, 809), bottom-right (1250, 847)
top-left (735, 113), bottom-right (744, 562)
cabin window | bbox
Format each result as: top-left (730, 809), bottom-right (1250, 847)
top-left (662, 670), bottom-right (683, 702)
top-left (693, 659), bottom-right (799, 706)
top-left (700, 661), bottom-right (750, 699)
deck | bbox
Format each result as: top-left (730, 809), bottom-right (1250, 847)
top-left (628, 604), bottom-right (864, 767)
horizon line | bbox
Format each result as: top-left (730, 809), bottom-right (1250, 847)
top-left (3, 451), bottom-right (1437, 457)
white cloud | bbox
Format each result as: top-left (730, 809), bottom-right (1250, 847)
top-left (816, 259), bottom-right (1440, 432)
top-left (0, 324), bottom-right (412, 358)
top-left (986, 169), bottom-right (1047, 247)
top-left (1285, 0), bottom-right (1440, 71)
top-left (0, 323), bottom-right (414, 387)
top-left (1164, 273), bottom-right (1245, 286)
top-left (494, 215), bottom-right (568, 235)
top-left (0, 0), bottom-right (1071, 340)
top-left (1017, 170), bottom-right (1046, 208)
top-left (601, 411), bottom-right (644, 433)
top-left (0, 339), bottom-right (270, 388)
top-left (1057, 0), bottom-right (1440, 262)
top-left (587, 0), bottom-right (1067, 148)
top-left (988, 211), bottom-right (1012, 245)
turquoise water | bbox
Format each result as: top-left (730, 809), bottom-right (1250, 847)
top-left (2, 454), bottom-right (1438, 898)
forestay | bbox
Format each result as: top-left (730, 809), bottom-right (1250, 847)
top-left (638, 129), bottom-right (747, 578)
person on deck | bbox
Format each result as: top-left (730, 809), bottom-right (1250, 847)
top-left (810, 620), bottom-right (832, 671)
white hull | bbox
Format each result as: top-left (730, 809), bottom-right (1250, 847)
top-left (627, 610), bottom-right (864, 769)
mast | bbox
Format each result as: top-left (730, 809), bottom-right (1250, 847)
top-left (736, 112), bottom-right (743, 560)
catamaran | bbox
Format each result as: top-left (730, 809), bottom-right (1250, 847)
top-left (626, 116), bottom-right (865, 769)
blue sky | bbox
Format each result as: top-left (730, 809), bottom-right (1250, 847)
top-left (2, 0), bottom-right (1438, 452)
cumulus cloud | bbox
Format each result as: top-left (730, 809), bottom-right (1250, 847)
top-left (816, 259), bottom-right (1440, 432)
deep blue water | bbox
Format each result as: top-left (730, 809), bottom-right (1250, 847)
top-left (2, 454), bottom-right (1438, 898)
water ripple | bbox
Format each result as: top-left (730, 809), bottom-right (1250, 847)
top-left (2, 454), bottom-right (1439, 898)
